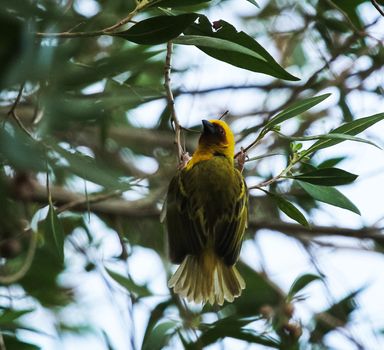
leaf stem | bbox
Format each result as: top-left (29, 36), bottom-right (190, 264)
top-left (249, 153), bottom-right (300, 190)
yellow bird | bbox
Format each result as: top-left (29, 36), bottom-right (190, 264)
top-left (165, 119), bottom-right (248, 305)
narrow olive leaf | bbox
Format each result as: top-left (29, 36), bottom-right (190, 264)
top-left (262, 94), bottom-right (331, 133)
top-left (174, 35), bottom-right (266, 60)
top-left (142, 300), bottom-right (173, 347)
top-left (286, 133), bottom-right (380, 149)
top-left (153, 0), bottom-right (212, 7)
top-left (3, 335), bottom-right (40, 350)
top-left (318, 157), bottom-right (346, 169)
top-left (181, 16), bottom-right (299, 80)
top-left (310, 289), bottom-right (362, 343)
top-left (267, 192), bottom-right (309, 227)
top-left (288, 274), bottom-right (322, 299)
top-left (45, 204), bottom-right (65, 263)
top-left (246, 0), bottom-right (260, 7)
top-left (105, 268), bottom-right (151, 297)
top-left (112, 14), bottom-right (199, 45)
top-left (102, 330), bottom-right (116, 350)
top-left (198, 322), bottom-right (280, 348)
top-left (305, 112), bottom-right (384, 155)
top-left (0, 309), bottom-right (34, 325)
top-left (289, 168), bottom-right (358, 186)
top-left (142, 321), bottom-right (178, 350)
top-left (296, 180), bottom-right (360, 215)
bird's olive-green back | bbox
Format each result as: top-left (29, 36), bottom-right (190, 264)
top-left (166, 156), bottom-right (248, 266)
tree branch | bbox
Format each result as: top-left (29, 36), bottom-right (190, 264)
top-left (9, 179), bottom-right (384, 244)
top-left (12, 180), bottom-right (159, 218)
top-left (164, 41), bottom-right (189, 166)
top-left (371, 0), bottom-right (384, 16)
top-left (35, 0), bottom-right (158, 39)
top-left (0, 229), bottom-right (38, 285)
top-left (249, 220), bottom-right (384, 245)
top-left (6, 82), bottom-right (34, 139)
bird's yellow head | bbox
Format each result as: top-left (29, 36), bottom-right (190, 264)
top-left (196, 119), bottom-right (235, 159)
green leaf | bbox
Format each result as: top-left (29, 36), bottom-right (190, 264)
top-left (102, 330), bottom-right (116, 350)
top-left (51, 144), bottom-right (133, 190)
top-left (305, 113), bottom-right (384, 155)
top-left (0, 125), bottom-right (46, 171)
top-left (318, 157), bottom-right (346, 168)
top-left (286, 133), bottom-right (381, 149)
top-left (105, 268), bottom-right (151, 297)
top-left (142, 321), bottom-right (178, 350)
top-left (246, 0), bottom-right (260, 7)
top-left (310, 289), bottom-right (361, 343)
top-left (142, 300), bottom-right (173, 347)
top-left (154, 0), bottom-right (211, 7)
top-left (234, 263), bottom-right (284, 316)
top-left (296, 180), bottom-right (360, 215)
top-left (288, 274), bottom-right (322, 299)
top-left (3, 335), bottom-right (40, 350)
top-left (0, 309), bottom-right (34, 325)
top-left (197, 317), bottom-right (280, 348)
top-left (112, 14), bottom-right (199, 45)
top-left (45, 204), bottom-right (65, 263)
top-left (181, 16), bottom-right (299, 80)
top-left (174, 35), bottom-right (266, 60)
top-left (263, 94), bottom-right (331, 134)
top-left (289, 168), bottom-right (358, 186)
top-left (267, 192), bottom-right (309, 227)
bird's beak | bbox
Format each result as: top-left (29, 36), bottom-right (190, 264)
top-left (202, 120), bottom-right (216, 135)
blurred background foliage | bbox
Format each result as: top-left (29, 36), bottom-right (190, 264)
top-left (0, 0), bottom-right (384, 349)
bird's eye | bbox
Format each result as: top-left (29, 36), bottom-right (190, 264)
top-left (217, 126), bottom-right (225, 135)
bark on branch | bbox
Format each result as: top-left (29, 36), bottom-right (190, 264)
top-left (249, 220), bottom-right (384, 245)
top-left (9, 179), bottom-right (383, 245)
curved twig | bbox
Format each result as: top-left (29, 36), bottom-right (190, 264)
top-left (35, 0), bottom-right (160, 39)
top-left (0, 229), bottom-right (38, 285)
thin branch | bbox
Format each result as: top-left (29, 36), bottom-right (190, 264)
top-left (371, 0), bottom-right (384, 16)
top-left (0, 229), bottom-right (38, 285)
top-left (0, 332), bottom-right (5, 350)
top-left (164, 41), bottom-right (186, 164)
top-left (234, 32), bottom-right (363, 160)
top-left (8, 179), bottom-right (384, 244)
top-left (175, 82), bottom-right (291, 96)
top-left (35, 0), bottom-right (158, 39)
top-left (7, 83), bottom-right (25, 116)
top-left (6, 83), bottom-right (34, 138)
top-left (324, 0), bottom-right (362, 35)
top-left (114, 218), bottom-right (129, 260)
top-left (11, 180), bottom-right (160, 218)
top-left (249, 220), bottom-right (384, 245)
top-left (57, 189), bottom-right (123, 214)
top-left (248, 154), bottom-right (299, 189)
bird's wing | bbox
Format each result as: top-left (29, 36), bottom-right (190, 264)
top-left (214, 169), bottom-right (248, 266)
top-left (165, 171), bottom-right (206, 264)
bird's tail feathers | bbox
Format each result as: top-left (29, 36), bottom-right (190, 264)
top-left (168, 252), bottom-right (245, 305)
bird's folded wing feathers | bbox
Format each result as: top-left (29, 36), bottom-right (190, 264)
top-left (166, 172), bottom-right (206, 264)
top-left (214, 171), bottom-right (248, 266)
